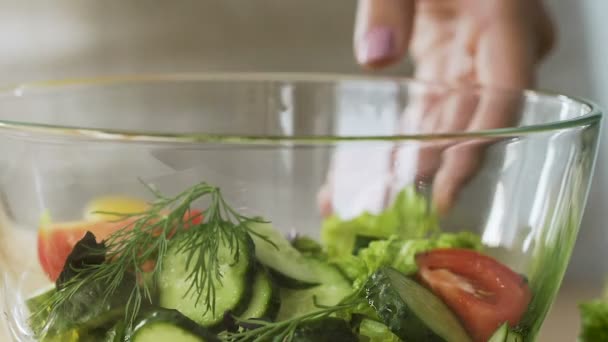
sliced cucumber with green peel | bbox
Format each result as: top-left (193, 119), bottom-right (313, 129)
top-left (129, 308), bottom-right (219, 342)
top-left (159, 234), bottom-right (254, 327)
top-left (365, 267), bottom-right (472, 342)
top-left (488, 323), bottom-right (509, 342)
top-left (250, 223), bottom-right (342, 287)
top-left (488, 323), bottom-right (524, 342)
top-left (290, 235), bottom-right (325, 259)
top-left (506, 330), bottom-right (524, 342)
top-left (268, 268), bottom-right (317, 289)
top-left (102, 321), bottom-right (126, 342)
top-left (506, 331), bottom-right (524, 342)
top-left (291, 317), bottom-right (357, 342)
top-left (276, 271), bottom-right (352, 321)
top-left (357, 319), bottom-right (401, 342)
top-left (239, 266), bottom-right (280, 320)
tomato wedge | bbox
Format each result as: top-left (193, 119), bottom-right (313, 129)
top-left (38, 210), bottom-right (203, 281)
top-left (415, 248), bottom-right (531, 342)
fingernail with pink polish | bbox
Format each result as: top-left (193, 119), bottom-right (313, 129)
top-left (356, 27), bottom-right (396, 65)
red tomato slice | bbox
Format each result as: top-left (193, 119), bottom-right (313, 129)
top-left (415, 248), bottom-right (531, 342)
top-left (38, 210), bottom-right (203, 281)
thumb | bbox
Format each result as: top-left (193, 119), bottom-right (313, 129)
top-left (354, 0), bottom-right (415, 69)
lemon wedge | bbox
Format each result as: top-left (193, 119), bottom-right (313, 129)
top-left (83, 195), bottom-right (149, 221)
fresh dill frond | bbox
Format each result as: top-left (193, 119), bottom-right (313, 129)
top-left (30, 181), bottom-right (272, 336)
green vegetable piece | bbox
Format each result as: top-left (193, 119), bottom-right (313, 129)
top-left (56, 231), bottom-right (106, 288)
top-left (239, 266), bottom-right (281, 320)
top-left (579, 299), bottom-right (608, 342)
top-left (506, 330), bottom-right (524, 342)
top-left (334, 231), bottom-right (482, 289)
top-left (365, 267), bottom-right (471, 342)
top-left (289, 317), bottom-right (357, 342)
top-left (27, 274), bottom-right (136, 339)
top-left (159, 233), bottom-right (254, 328)
top-left (250, 223), bottom-right (323, 287)
top-left (357, 319), bottom-right (401, 342)
top-left (103, 321), bottom-right (127, 342)
top-left (488, 323), bottom-right (508, 342)
top-left (277, 274), bottom-right (352, 321)
top-left (129, 308), bottom-right (219, 342)
top-left (291, 235), bottom-right (326, 259)
top-left (321, 187), bottom-right (439, 259)
top-left (352, 235), bottom-right (380, 254)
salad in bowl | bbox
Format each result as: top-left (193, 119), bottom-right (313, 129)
top-left (0, 73), bottom-right (601, 341)
top-left (23, 183), bottom-right (529, 342)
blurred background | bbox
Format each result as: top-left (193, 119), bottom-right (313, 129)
top-left (0, 1), bottom-right (605, 340)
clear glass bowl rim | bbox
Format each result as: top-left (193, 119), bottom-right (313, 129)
top-left (0, 72), bottom-right (601, 144)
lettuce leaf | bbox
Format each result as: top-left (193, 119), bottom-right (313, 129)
top-left (333, 232), bottom-right (482, 289)
top-left (321, 187), bottom-right (439, 259)
top-left (580, 299), bottom-right (608, 342)
top-left (579, 284), bottom-right (608, 341)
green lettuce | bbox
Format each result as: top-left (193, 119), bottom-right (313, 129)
top-left (321, 187), bottom-right (439, 259)
top-left (579, 285), bottom-right (608, 341)
top-left (580, 299), bottom-right (608, 342)
top-left (321, 187), bottom-right (482, 288)
top-left (338, 232), bottom-right (482, 289)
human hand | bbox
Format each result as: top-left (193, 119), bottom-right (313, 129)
top-left (319, 0), bottom-right (554, 217)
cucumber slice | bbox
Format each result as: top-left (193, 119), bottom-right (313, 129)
top-left (276, 268), bottom-right (352, 321)
top-left (488, 323), bottom-right (508, 342)
top-left (357, 319), bottom-right (401, 342)
top-left (102, 321), bottom-right (126, 342)
top-left (506, 330), bottom-right (524, 342)
top-left (159, 234), bottom-right (254, 327)
top-left (291, 317), bottom-right (357, 342)
top-left (129, 308), bottom-right (219, 342)
top-left (250, 223), bottom-right (349, 289)
top-left (239, 266), bottom-right (280, 320)
top-left (267, 270), bottom-right (315, 289)
top-left (365, 267), bottom-right (472, 342)
top-left (488, 323), bottom-right (524, 342)
top-left (290, 235), bottom-right (325, 259)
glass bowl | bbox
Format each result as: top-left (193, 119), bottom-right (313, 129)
top-left (0, 73), bottom-right (601, 342)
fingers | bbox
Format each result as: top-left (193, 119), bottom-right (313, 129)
top-left (354, 0), bottom-right (416, 68)
top-left (408, 15), bottom-right (479, 192)
top-left (414, 89), bottom-right (479, 181)
top-left (532, 0), bottom-right (556, 60)
top-left (317, 179), bottom-right (334, 218)
top-left (432, 7), bottom-right (533, 214)
top-left (475, 2), bottom-right (537, 89)
top-left (432, 141), bottom-right (484, 214)
top-left (432, 89), bottom-right (522, 215)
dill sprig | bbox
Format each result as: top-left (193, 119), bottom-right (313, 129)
top-left (221, 290), bottom-right (365, 342)
top-left (31, 181), bottom-right (271, 336)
